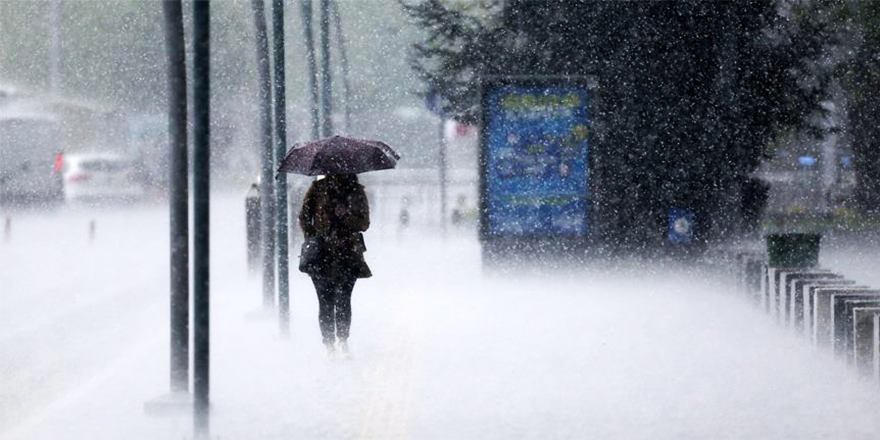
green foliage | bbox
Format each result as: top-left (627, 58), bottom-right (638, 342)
top-left (830, 0), bottom-right (880, 214)
top-left (406, 0), bottom-right (834, 245)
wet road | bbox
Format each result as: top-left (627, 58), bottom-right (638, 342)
top-left (2, 194), bottom-right (879, 439)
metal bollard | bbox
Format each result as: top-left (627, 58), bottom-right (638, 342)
top-left (802, 281), bottom-right (859, 338)
top-left (778, 270), bottom-right (835, 325)
top-left (874, 313), bottom-right (879, 383)
top-left (830, 292), bottom-right (880, 359)
top-left (791, 276), bottom-right (853, 333)
top-left (245, 183), bottom-right (261, 275)
top-left (813, 287), bottom-right (876, 348)
top-left (852, 308), bottom-right (880, 377)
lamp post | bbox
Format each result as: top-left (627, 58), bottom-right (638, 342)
top-left (330, 0), bottom-right (351, 134)
top-left (319, 0), bottom-right (332, 137)
top-left (162, 0), bottom-right (189, 395)
top-left (191, 0), bottom-right (211, 436)
top-left (300, 0), bottom-right (320, 140)
top-left (272, 0), bottom-right (290, 335)
top-left (252, 0), bottom-right (276, 309)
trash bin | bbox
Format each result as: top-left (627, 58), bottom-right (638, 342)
top-left (766, 232), bottom-right (821, 268)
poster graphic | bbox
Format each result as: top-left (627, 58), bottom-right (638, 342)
top-left (483, 83), bottom-right (590, 236)
top-left (667, 208), bottom-right (694, 244)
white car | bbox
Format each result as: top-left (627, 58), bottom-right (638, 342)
top-left (62, 152), bottom-right (146, 203)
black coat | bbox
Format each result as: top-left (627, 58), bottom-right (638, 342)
top-left (298, 176), bottom-right (371, 278)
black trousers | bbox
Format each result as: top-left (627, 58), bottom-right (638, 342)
top-left (311, 274), bottom-right (357, 345)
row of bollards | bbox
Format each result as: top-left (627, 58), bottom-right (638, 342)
top-left (2, 216), bottom-right (98, 244)
top-left (736, 233), bottom-right (880, 386)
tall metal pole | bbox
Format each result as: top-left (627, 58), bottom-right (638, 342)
top-left (252, 0), bottom-right (276, 308)
top-left (319, 0), bottom-right (333, 137)
top-left (191, 0), bottom-right (210, 436)
top-left (329, 0), bottom-right (351, 134)
top-left (713, 4), bottom-right (740, 238)
top-left (439, 116), bottom-right (447, 236)
top-left (299, 0), bottom-right (320, 140)
top-left (49, 0), bottom-right (62, 95)
top-left (272, 0), bottom-right (290, 335)
top-left (162, 0), bottom-right (189, 395)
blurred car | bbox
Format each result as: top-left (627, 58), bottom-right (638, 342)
top-left (0, 111), bottom-right (64, 207)
top-left (62, 152), bottom-right (146, 203)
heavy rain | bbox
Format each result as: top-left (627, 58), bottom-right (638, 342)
top-left (1, 1), bottom-right (879, 439)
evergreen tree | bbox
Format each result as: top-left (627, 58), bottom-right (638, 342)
top-left (405, 0), bottom-right (832, 247)
top-left (833, 1), bottom-right (880, 215)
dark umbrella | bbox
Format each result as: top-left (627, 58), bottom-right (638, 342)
top-left (277, 135), bottom-right (400, 176)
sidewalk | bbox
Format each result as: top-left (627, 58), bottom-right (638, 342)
top-left (3, 201), bottom-right (880, 439)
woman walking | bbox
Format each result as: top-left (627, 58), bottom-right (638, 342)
top-left (298, 174), bottom-right (371, 356)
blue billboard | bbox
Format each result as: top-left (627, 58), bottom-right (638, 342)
top-left (481, 81), bottom-right (591, 237)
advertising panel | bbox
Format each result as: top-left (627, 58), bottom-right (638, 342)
top-left (481, 80), bottom-right (591, 237)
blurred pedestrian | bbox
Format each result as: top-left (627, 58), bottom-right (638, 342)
top-left (298, 174), bottom-right (371, 357)
top-left (399, 195), bottom-right (411, 231)
top-left (451, 194), bottom-right (467, 226)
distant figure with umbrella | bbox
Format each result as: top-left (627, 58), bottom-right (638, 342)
top-left (278, 135), bottom-right (399, 357)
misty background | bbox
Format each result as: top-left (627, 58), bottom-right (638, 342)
top-left (1, 1), bottom-right (879, 439)
top-left (0, 0), bottom-right (463, 185)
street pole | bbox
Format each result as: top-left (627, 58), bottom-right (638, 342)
top-left (49, 0), bottom-right (62, 95)
top-left (191, 0), bottom-right (210, 436)
top-left (439, 116), bottom-right (447, 236)
top-left (162, 0), bottom-right (189, 395)
top-left (319, 0), bottom-right (333, 137)
top-left (329, 0), bottom-right (351, 134)
top-left (272, 0), bottom-right (290, 335)
top-left (252, 0), bottom-right (276, 309)
top-left (299, 0), bottom-right (320, 140)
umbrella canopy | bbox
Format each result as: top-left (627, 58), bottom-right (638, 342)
top-left (277, 135), bottom-right (400, 176)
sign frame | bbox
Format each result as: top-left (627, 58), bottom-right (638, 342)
top-left (478, 75), bottom-right (599, 248)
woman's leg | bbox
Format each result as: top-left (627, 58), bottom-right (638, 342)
top-left (311, 276), bottom-right (336, 346)
top-left (334, 276), bottom-right (357, 342)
